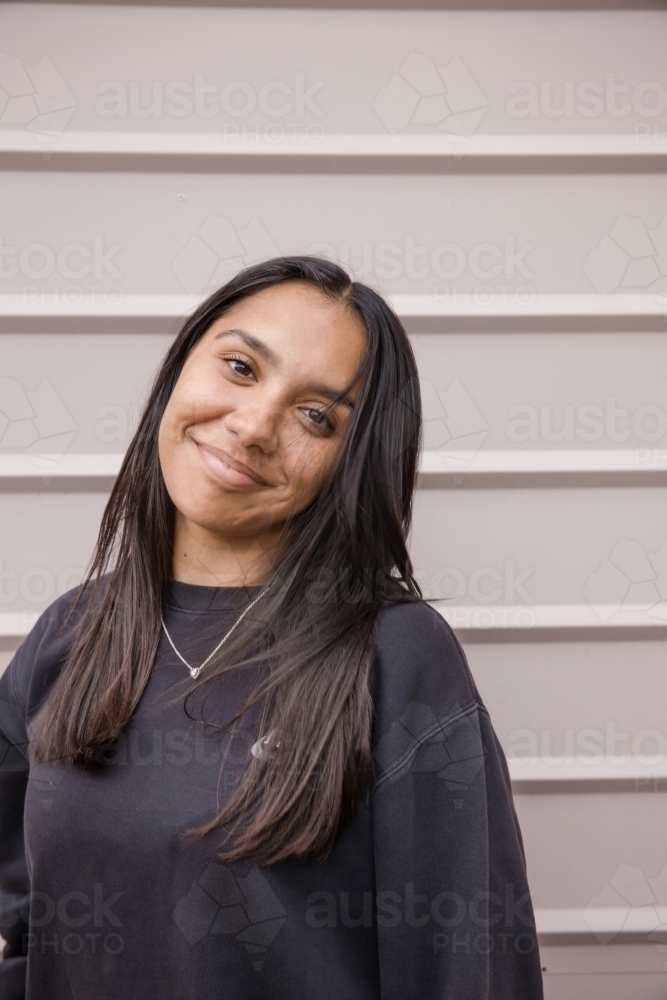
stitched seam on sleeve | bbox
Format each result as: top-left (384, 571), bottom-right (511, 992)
top-left (372, 700), bottom-right (479, 796)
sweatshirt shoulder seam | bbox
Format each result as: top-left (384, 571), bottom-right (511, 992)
top-left (372, 699), bottom-right (480, 796)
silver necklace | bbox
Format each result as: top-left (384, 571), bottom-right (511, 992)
top-left (161, 585), bottom-right (270, 679)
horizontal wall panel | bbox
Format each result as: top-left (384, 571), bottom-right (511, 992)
top-left (515, 791), bottom-right (667, 912)
top-left (1, 172), bottom-right (666, 298)
top-left (3, 485), bottom-right (667, 611)
top-left (543, 973), bottom-right (667, 1000)
top-left (3, 5), bottom-right (666, 138)
top-left (540, 944), bottom-right (667, 977)
top-left (0, 331), bottom-right (169, 454)
top-left (411, 331), bottom-right (667, 455)
top-left (0, 492), bottom-right (108, 612)
top-left (542, 944), bottom-right (667, 1000)
top-left (411, 485), bottom-right (667, 605)
top-left (468, 639), bottom-right (667, 750)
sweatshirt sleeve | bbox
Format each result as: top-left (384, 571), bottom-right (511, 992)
top-left (371, 600), bottom-right (544, 1000)
top-left (0, 592), bottom-right (80, 1000)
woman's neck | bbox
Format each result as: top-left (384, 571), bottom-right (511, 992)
top-left (171, 513), bottom-right (280, 586)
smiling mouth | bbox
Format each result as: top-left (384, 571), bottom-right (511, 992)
top-left (193, 440), bottom-right (270, 489)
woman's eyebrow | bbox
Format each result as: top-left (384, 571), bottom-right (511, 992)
top-left (307, 382), bottom-right (355, 410)
top-left (215, 326), bottom-right (355, 409)
top-left (214, 327), bottom-right (281, 367)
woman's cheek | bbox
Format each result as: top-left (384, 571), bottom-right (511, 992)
top-left (288, 434), bottom-right (323, 479)
top-left (306, 444), bottom-right (337, 499)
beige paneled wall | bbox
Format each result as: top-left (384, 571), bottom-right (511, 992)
top-left (2, 3), bottom-right (667, 996)
top-left (3, 5), bottom-right (666, 135)
top-left (1, 171), bottom-right (666, 296)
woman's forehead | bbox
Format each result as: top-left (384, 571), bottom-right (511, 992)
top-left (203, 284), bottom-right (367, 369)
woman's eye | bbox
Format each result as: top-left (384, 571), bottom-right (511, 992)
top-left (304, 408), bottom-right (334, 432)
top-left (225, 357), bottom-right (255, 378)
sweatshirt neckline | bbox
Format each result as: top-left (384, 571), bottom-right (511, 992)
top-left (165, 579), bottom-right (263, 613)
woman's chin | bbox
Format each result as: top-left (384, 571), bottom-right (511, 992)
top-left (177, 499), bottom-right (273, 539)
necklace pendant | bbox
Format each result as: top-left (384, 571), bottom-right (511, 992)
top-left (161, 584), bottom-right (270, 685)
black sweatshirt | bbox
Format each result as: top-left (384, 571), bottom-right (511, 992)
top-left (0, 581), bottom-right (544, 999)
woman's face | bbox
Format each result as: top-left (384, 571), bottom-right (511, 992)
top-left (158, 280), bottom-right (367, 542)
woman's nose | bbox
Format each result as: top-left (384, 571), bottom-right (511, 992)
top-left (223, 399), bottom-right (280, 452)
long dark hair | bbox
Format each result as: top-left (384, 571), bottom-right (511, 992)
top-left (32, 256), bottom-right (423, 864)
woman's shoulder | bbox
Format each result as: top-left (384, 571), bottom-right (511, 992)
top-left (0, 580), bottom-right (98, 723)
top-left (370, 599), bottom-right (491, 795)
top-left (372, 598), bottom-right (481, 734)
top-left (375, 597), bottom-right (466, 657)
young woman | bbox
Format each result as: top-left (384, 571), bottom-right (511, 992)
top-left (0, 257), bottom-right (543, 999)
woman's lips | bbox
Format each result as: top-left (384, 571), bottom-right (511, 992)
top-left (194, 441), bottom-right (268, 489)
